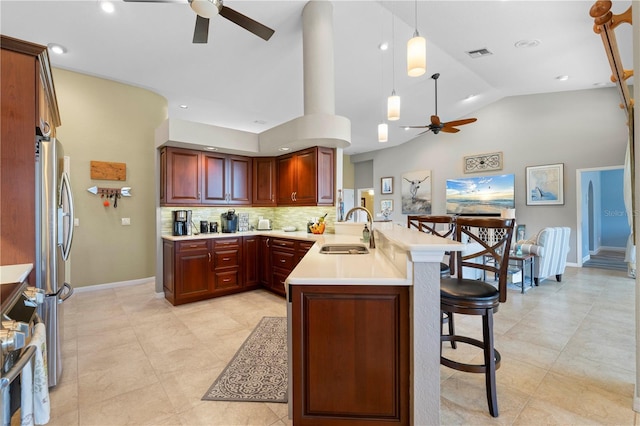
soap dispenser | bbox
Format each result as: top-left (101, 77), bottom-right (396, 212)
top-left (362, 224), bottom-right (370, 244)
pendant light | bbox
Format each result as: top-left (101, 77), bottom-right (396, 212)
top-left (387, 12), bottom-right (400, 121)
top-left (407, 0), bottom-right (426, 77)
top-left (378, 6), bottom-right (388, 142)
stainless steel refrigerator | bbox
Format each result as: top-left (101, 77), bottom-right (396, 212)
top-left (35, 136), bottom-right (74, 387)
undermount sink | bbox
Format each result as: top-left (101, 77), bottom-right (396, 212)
top-left (319, 244), bottom-right (369, 255)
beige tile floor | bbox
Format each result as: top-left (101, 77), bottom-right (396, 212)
top-left (43, 266), bottom-right (639, 425)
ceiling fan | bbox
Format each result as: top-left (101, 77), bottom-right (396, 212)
top-left (123, 0), bottom-right (275, 43)
top-left (406, 73), bottom-right (477, 135)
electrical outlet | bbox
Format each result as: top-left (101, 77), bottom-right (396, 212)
top-left (121, 217), bottom-right (131, 226)
top-left (74, 218), bottom-right (80, 227)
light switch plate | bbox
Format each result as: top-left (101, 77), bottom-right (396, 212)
top-left (121, 218), bottom-right (131, 226)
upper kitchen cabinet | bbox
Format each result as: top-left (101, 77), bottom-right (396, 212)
top-left (276, 146), bottom-right (334, 206)
top-left (160, 146), bottom-right (252, 206)
top-left (1, 36), bottom-right (60, 282)
top-left (252, 157), bottom-right (277, 206)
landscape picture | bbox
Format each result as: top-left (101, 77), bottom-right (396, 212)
top-left (446, 174), bottom-right (515, 215)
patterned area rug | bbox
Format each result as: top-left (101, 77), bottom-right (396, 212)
top-left (202, 316), bottom-right (288, 403)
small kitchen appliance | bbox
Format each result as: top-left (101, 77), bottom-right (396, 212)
top-left (173, 210), bottom-right (192, 236)
top-left (221, 210), bottom-right (238, 233)
top-left (257, 218), bottom-right (271, 230)
top-left (200, 220), bottom-right (209, 234)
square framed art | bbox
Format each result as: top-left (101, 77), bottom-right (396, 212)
top-left (526, 163), bottom-right (564, 205)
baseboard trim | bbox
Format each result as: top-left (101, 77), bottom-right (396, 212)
top-left (74, 276), bottom-right (155, 293)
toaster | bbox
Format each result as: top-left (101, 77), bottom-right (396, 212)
top-left (257, 219), bottom-right (271, 230)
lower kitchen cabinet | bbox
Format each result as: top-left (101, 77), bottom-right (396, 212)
top-left (163, 235), bottom-right (314, 304)
top-left (290, 284), bottom-right (410, 426)
top-left (163, 239), bottom-right (213, 305)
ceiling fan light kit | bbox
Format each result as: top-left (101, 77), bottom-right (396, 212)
top-left (189, 0), bottom-right (220, 19)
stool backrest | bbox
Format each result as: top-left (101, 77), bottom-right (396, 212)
top-left (407, 215), bottom-right (455, 239)
top-left (454, 217), bottom-right (515, 303)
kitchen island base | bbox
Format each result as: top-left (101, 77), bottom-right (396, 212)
top-left (290, 284), bottom-right (410, 425)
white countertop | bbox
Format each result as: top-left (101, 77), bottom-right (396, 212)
top-left (162, 229), bottom-right (327, 242)
top-left (0, 263), bottom-right (33, 285)
top-left (286, 222), bottom-right (464, 286)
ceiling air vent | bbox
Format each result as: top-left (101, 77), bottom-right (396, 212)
top-left (466, 48), bottom-right (493, 58)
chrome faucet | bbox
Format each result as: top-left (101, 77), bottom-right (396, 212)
top-left (345, 206), bottom-right (376, 248)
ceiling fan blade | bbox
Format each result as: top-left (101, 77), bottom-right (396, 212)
top-left (440, 127), bottom-right (461, 133)
top-left (430, 115), bottom-right (441, 126)
top-left (193, 15), bottom-right (209, 43)
top-left (219, 5), bottom-right (275, 41)
top-left (445, 118), bottom-right (477, 127)
top-left (405, 125), bottom-right (430, 129)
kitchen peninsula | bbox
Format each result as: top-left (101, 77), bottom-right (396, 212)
top-left (286, 224), bottom-right (464, 426)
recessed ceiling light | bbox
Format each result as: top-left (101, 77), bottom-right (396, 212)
top-left (179, 104), bottom-right (188, 109)
top-left (514, 39), bottom-right (540, 49)
top-left (593, 82), bottom-right (608, 86)
top-left (556, 75), bottom-right (570, 81)
top-left (101, 1), bottom-right (115, 13)
top-left (253, 119), bottom-right (267, 125)
top-left (463, 94), bottom-right (476, 101)
top-left (278, 147), bottom-right (291, 152)
top-left (47, 43), bottom-right (67, 55)
top-left (205, 146), bottom-right (218, 151)
top-left (378, 42), bottom-right (389, 51)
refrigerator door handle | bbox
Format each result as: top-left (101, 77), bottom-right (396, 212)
top-left (59, 282), bottom-right (74, 303)
top-left (58, 172), bottom-right (74, 261)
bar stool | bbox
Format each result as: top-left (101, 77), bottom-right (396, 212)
top-left (407, 215), bottom-right (457, 347)
top-left (440, 217), bottom-right (514, 417)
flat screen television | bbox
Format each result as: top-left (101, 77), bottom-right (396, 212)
top-left (446, 173), bottom-right (515, 216)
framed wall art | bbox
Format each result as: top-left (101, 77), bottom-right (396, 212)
top-left (380, 199), bottom-right (393, 212)
top-left (526, 163), bottom-right (564, 205)
top-left (381, 176), bottom-right (393, 194)
top-left (463, 152), bottom-right (503, 174)
top-left (401, 170), bottom-right (431, 214)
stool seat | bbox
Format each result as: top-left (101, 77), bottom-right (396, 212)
top-left (441, 278), bottom-right (499, 302)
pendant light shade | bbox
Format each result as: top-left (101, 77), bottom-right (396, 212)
top-left (378, 122), bottom-right (388, 142)
top-left (388, 91), bottom-right (400, 121)
top-left (407, 31), bottom-right (426, 77)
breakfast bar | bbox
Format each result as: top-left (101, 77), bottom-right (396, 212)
top-left (286, 224), bottom-right (464, 425)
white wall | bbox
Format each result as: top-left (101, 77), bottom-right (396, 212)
top-left (351, 87), bottom-right (629, 264)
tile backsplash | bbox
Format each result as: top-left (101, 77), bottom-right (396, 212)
top-left (161, 206), bottom-right (338, 235)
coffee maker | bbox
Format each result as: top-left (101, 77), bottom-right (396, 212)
top-left (221, 209), bottom-right (238, 233)
top-left (173, 210), bottom-right (192, 236)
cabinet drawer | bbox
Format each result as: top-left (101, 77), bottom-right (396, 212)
top-left (273, 250), bottom-right (296, 270)
top-left (214, 249), bottom-right (240, 268)
top-left (176, 240), bottom-right (208, 252)
top-left (214, 238), bottom-right (241, 248)
top-left (298, 241), bottom-right (314, 252)
top-left (214, 269), bottom-right (240, 290)
top-left (272, 238), bottom-right (296, 250)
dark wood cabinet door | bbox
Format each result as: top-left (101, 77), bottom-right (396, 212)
top-left (165, 147), bottom-right (201, 204)
top-left (293, 148), bottom-right (317, 205)
top-left (252, 157), bottom-right (277, 206)
top-left (202, 152), bottom-right (227, 204)
top-left (276, 154), bottom-right (296, 205)
top-left (291, 285), bottom-right (410, 425)
top-left (243, 236), bottom-right (259, 287)
top-left (227, 155), bottom-right (252, 205)
top-left (175, 245), bottom-right (212, 302)
top-left (258, 236), bottom-right (272, 288)
top-left (316, 146), bottom-right (335, 205)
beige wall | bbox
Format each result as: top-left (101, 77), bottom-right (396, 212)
top-left (53, 68), bottom-right (167, 287)
top-left (342, 153), bottom-right (355, 189)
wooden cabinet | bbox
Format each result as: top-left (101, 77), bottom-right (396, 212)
top-left (277, 147), bottom-right (334, 206)
top-left (252, 157), bottom-right (277, 206)
top-left (290, 284), bottom-right (410, 426)
top-left (243, 235), bottom-right (260, 288)
top-left (160, 147), bottom-right (252, 206)
top-left (202, 152), bottom-right (252, 206)
top-left (1, 36), bottom-right (60, 285)
top-left (267, 237), bottom-right (313, 297)
top-left (163, 240), bottom-right (213, 305)
top-left (211, 237), bottom-right (242, 292)
top-left (258, 236), bottom-right (272, 289)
